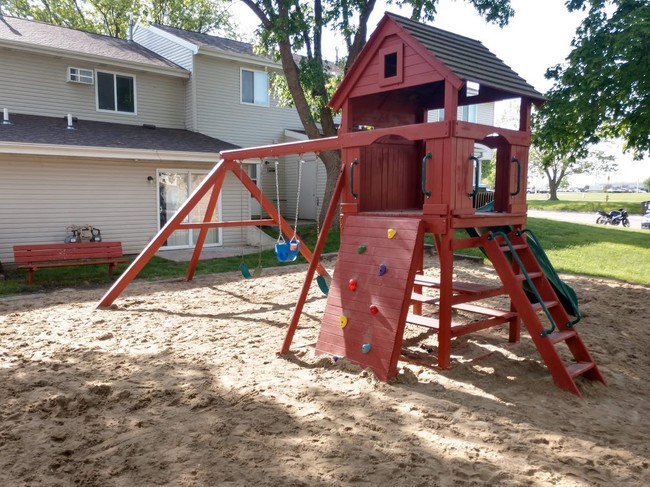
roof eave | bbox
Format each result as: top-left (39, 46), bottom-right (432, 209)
top-left (0, 142), bottom-right (220, 163)
top-left (0, 39), bottom-right (190, 78)
top-left (197, 46), bottom-right (280, 70)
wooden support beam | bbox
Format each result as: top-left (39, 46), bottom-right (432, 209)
top-left (186, 171), bottom-right (225, 281)
top-left (280, 169), bottom-right (344, 355)
top-left (98, 161), bottom-right (230, 308)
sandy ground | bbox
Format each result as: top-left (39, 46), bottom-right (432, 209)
top-left (1, 256), bottom-right (648, 487)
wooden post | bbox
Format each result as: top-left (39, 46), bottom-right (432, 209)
top-left (280, 169), bottom-right (344, 354)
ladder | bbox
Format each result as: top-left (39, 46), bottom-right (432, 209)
top-left (481, 229), bottom-right (606, 396)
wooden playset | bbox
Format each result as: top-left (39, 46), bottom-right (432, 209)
top-left (98, 13), bottom-right (605, 397)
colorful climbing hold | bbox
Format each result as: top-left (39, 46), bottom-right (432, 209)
top-left (369, 305), bottom-right (379, 315)
top-left (362, 343), bottom-right (372, 354)
top-left (387, 228), bottom-right (397, 239)
top-left (348, 279), bottom-right (357, 291)
top-left (340, 315), bottom-right (348, 329)
top-left (357, 245), bottom-right (367, 254)
top-left (378, 264), bottom-right (387, 276)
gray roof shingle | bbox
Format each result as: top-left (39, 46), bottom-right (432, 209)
top-left (0, 15), bottom-right (185, 72)
top-left (388, 12), bottom-right (545, 102)
top-left (152, 23), bottom-right (270, 60)
top-left (0, 113), bottom-right (238, 153)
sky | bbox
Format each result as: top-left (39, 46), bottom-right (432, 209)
top-left (230, 1), bottom-right (649, 185)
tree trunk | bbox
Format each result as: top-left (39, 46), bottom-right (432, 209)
top-left (318, 150), bottom-right (341, 227)
top-left (545, 170), bottom-right (560, 201)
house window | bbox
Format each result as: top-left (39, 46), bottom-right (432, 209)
top-left (428, 105), bottom-right (478, 123)
top-left (97, 71), bottom-right (136, 113)
top-left (460, 105), bottom-right (478, 123)
top-left (241, 69), bottom-right (269, 106)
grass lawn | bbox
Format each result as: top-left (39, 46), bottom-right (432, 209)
top-left (527, 192), bottom-right (650, 214)
top-left (2, 217), bottom-right (649, 297)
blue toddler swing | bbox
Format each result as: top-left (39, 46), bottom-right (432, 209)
top-left (273, 159), bottom-right (301, 262)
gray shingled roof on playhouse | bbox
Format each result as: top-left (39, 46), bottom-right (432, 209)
top-left (0, 15), bottom-right (185, 72)
top-left (388, 12), bottom-right (545, 102)
top-left (1, 113), bottom-right (239, 153)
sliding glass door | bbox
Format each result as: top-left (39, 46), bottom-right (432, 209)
top-left (158, 170), bottom-right (220, 248)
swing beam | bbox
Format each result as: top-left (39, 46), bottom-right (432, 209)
top-left (97, 145), bottom-right (337, 307)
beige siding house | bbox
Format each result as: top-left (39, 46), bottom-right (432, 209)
top-left (134, 24), bottom-right (328, 222)
top-left (0, 16), bottom-right (240, 264)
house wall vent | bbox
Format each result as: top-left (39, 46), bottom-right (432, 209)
top-left (67, 67), bottom-right (94, 85)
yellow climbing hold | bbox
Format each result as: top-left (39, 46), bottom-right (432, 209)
top-left (387, 228), bottom-right (397, 239)
top-left (340, 315), bottom-right (348, 329)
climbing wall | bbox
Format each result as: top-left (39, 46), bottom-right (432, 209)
top-left (315, 216), bottom-right (424, 380)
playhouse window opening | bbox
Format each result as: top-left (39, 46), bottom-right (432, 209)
top-left (384, 52), bottom-right (398, 78)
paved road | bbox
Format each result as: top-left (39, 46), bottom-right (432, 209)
top-left (528, 209), bottom-right (645, 229)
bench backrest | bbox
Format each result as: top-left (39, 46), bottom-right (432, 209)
top-left (13, 242), bottom-right (123, 263)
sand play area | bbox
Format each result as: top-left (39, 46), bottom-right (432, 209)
top-left (1, 256), bottom-right (648, 486)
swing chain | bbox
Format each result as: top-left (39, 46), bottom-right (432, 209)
top-left (293, 156), bottom-right (304, 239)
top-left (274, 159), bottom-right (284, 243)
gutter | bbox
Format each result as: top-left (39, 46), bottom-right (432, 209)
top-left (0, 142), bottom-right (220, 163)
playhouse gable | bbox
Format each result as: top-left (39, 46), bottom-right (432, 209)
top-left (330, 14), bottom-right (462, 111)
top-left (330, 12), bottom-right (545, 113)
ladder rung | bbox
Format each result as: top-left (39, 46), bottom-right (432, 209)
top-left (515, 271), bottom-right (543, 281)
top-left (566, 361), bottom-right (595, 378)
top-left (413, 275), bottom-right (495, 294)
top-left (547, 330), bottom-right (577, 344)
top-left (500, 244), bottom-right (528, 252)
top-left (531, 300), bottom-right (558, 311)
top-left (411, 292), bottom-right (439, 304)
top-left (452, 302), bottom-right (517, 319)
top-left (405, 313), bottom-right (440, 330)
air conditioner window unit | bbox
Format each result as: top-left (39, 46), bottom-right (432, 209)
top-left (68, 67), bottom-right (94, 84)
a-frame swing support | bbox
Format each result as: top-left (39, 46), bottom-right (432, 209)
top-left (97, 147), bottom-right (337, 308)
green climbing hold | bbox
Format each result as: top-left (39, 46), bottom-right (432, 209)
top-left (357, 245), bottom-right (367, 254)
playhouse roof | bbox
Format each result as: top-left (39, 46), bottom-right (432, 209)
top-left (330, 12), bottom-right (545, 109)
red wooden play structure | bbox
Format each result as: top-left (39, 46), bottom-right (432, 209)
top-left (98, 13), bottom-right (605, 397)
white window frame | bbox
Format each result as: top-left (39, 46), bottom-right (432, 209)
top-left (240, 68), bottom-right (269, 107)
top-left (95, 70), bottom-right (137, 115)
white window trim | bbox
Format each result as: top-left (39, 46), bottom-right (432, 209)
top-left (240, 68), bottom-right (270, 107)
top-left (95, 69), bottom-right (138, 115)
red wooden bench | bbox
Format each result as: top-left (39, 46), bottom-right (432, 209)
top-left (13, 241), bottom-right (127, 284)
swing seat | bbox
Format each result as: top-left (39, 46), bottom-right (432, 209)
top-left (275, 238), bottom-right (300, 262)
top-left (239, 262), bottom-right (253, 279)
top-left (316, 274), bottom-right (329, 295)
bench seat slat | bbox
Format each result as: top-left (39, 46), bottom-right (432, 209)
top-left (17, 259), bottom-right (127, 269)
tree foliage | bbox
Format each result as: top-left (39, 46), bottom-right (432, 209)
top-left (530, 146), bottom-right (617, 200)
top-left (534, 0), bottom-right (650, 160)
top-left (2, 0), bottom-right (233, 37)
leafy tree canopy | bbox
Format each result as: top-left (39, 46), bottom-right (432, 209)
top-left (534, 0), bottom-right (650, 160)
top-left (2, 0), bottom-right (234, 37)
top-left (530, 145), bottom-right (617, 200)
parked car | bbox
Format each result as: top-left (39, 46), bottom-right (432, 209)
top-left (642, 212), bottom-right (650, 230)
